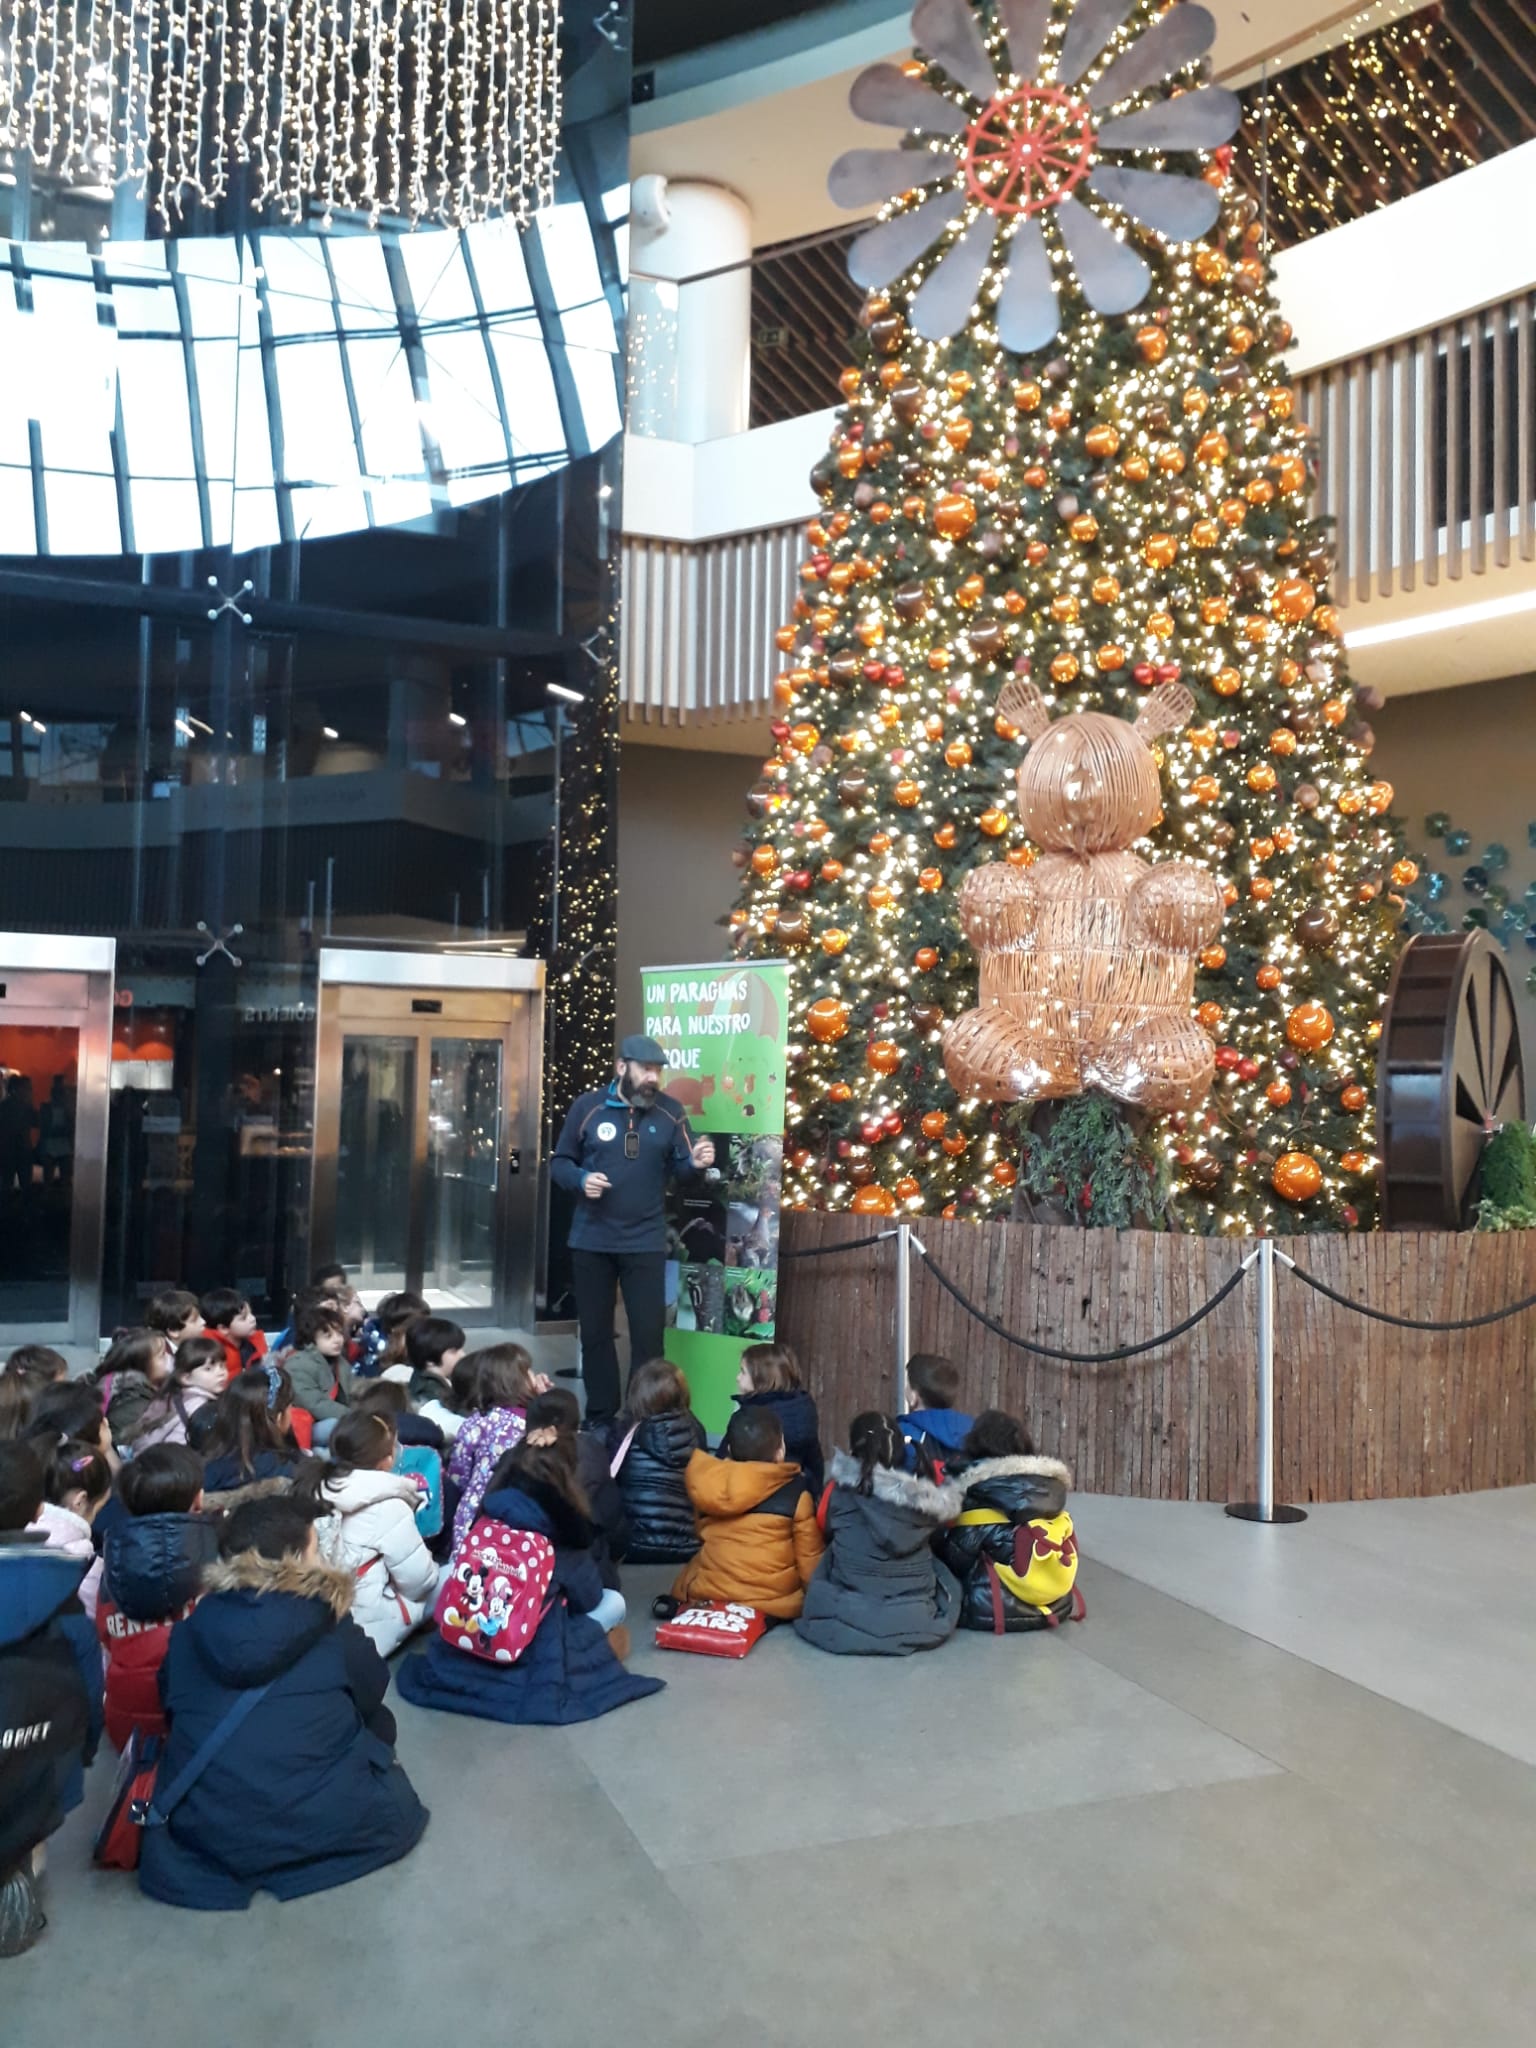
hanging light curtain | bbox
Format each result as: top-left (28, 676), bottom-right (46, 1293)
top-left (0, 0), bottom-right (564, 228)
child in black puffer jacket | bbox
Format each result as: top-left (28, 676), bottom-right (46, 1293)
top-left (936, 1411), bottom-right (1080, 1634)
top-left (732, 1341), bottom-right (823, 1497)
top-left (610, 1359), bottom-right (704, 1564)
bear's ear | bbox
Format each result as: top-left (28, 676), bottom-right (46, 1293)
top-left (1133, 680), bottom-right (1196, 742)
top-left (997, 679), bottom-right (1054, 742)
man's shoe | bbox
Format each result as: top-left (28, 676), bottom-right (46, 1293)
top-left (0, 1865), bottom-right (45, 1958)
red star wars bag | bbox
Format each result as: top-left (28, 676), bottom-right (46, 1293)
top-left (655, 1601), bottom-right (767, 1659)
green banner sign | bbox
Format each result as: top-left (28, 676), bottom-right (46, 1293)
top-left (641, 960), bottom-right (789, 1433)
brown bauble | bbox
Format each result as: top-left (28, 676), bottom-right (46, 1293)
top-left (893, 580), bottom-right (928, 622)
top-left (835, 772), bottom-right (869, 808)
top-left (1294, 900), bottom-right (1341, 951)
top-left (1186, 1155), bottom-right (1224, 1194)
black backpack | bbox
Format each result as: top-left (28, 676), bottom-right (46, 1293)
top-left (0, 1629), bottom-right (89, 1871)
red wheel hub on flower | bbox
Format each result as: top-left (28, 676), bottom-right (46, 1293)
top-left (962, 85), bottom-right (1096, 218)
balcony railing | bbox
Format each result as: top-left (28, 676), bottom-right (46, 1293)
top-left (622, 281), bottom-right (1536, 724)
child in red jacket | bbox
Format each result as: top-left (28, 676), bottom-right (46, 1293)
top-left (199, 1287), bottom-right (269, 1379)
top-left (96, 1445), bottom-right (220, 1751)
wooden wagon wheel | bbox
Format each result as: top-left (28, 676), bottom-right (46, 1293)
top-left (1377, 930), bottom-right (1526, 1229)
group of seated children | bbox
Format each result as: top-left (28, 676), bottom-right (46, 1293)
top-left (0, 1272), bottom-right (1079, 1949)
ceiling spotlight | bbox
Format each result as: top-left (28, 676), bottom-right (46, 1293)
top-left (547, 682), bottom-right (585, 704)
top-left (323, 726), bottom-right (339, 740)
top-left (448, 711), bottom-right (467, 727)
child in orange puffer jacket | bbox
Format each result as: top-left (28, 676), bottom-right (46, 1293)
top-left (670, 1408), bottom-right (824, 1621)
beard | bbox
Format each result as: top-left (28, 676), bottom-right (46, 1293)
top-left (622, 1070), bottom-right (660, 1108)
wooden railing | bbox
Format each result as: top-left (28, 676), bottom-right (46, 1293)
top-left (621, 283), bottom-right (1536, 723)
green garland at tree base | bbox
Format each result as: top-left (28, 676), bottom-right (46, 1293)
top-left (1001, 1093), bottom-right (1175, 1231)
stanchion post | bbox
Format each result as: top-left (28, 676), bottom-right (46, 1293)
top-left (1227, 1238), bottom-right (1307, 1525)
top-left (894, 1223), bottom-right (911, 1400)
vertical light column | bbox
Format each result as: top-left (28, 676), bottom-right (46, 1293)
top-left (628, 175), bottom-right (752, 444)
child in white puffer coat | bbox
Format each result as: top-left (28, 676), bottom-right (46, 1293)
top-left (301, 1412), bottom-right (440, 1655)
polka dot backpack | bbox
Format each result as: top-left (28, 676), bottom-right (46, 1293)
top-left (434, 1516), bottom-right (556, 1665)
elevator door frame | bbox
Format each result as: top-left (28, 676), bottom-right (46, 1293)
top-left (0, 932), bottom-right (116, 1350)
top-left (311, 947), bottom-right (545, 1331)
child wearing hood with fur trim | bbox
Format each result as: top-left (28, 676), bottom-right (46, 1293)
top-left (139, 1493), bottom-right (427, 1910)
top-left (795, 1412), bottom-right (964, 1656)
top-left (935, 1411), bottom-right (1081, 1633)
top-left (300, 1412), bottom-right (440, 1656)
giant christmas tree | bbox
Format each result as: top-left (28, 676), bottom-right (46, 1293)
top-left (729, 0), bottom-right (1406, 1235)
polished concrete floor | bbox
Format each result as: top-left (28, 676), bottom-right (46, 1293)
top-left (8, 1489), bottom-right (1536, 2044)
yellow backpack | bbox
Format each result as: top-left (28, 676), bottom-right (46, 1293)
top-left (958, 1506), bottom-right (1082, 1627)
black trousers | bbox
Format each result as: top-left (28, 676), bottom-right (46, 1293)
top-left (571, 1247), bottom-right (667, 1424)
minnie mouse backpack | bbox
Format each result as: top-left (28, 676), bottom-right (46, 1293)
top-left (434, 1516), bottom-right (555, 1665)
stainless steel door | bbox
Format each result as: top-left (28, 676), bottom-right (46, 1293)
top-left (311, 949), bottom-right (543, 1328)
top-left (0, 933), bottom-right (115, 1348)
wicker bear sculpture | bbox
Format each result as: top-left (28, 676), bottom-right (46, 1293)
top-left (944, 680), bottom-right (1225, 1112)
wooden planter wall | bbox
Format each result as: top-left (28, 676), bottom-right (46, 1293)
top-left (778, 1213), bottom-right (1536, 1503)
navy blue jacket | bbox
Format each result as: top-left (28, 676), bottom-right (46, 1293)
top-left (396, 1477), bottom-right (664, 1726)
top-left (103, 1511), bottom-right (221, 1624)
top-left (898, 1408), bottom-right (976, 1473)
top-left (551, 1082), bottom-right (700, 1253)
top-left (139, 1549), bottom-right (428, 1909)
top-left (200, 1446), bottom-right (306, 1509)
top-left (734, 1387), bottom-right (824, 1496)
top-left (0, 1535), bottom-right (102, 1868)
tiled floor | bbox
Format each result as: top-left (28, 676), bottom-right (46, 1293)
top-left (8, 1492), bottom-right (1536, 2043)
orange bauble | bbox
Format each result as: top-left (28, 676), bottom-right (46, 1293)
top-left (1250, 876), bottom-right (1275, 902)
top-left (920, 1111), bottom-right (947, 1139)
top-left (869, 831), bottom-right (892, 856)
top-left (1392, 858), bottom-right (1420, 887)
top-left (1247, 763), bottom-right (1279, 793)
top-left (1212, 667), bottom-right (1242, 697)
top-left (933, 493), bottom-right (976, 540)
top-left (1136, 325), bottom-right (1168, 362)
top-left (1256, 964), bottom-right (1283, 992)
top-left (1201, 596), bottom-right (1230, 625)
top-left (1341, 1152), bottom-right (1368, 1174)
top-left (1069, 512), bottom-right (1099, 542)
top-left (1013, 380), bottom-right (1043, 412)
top-left (1272, 1151), bottom-right (1322, 1202)
top-left (1121, 453), bottom-right (1151, 482)
top-left (1196, 1000), bottom-right (1223, 1031)
top-left (751, 845), bottom-right (778, 875)
top-left (1200, 944), bottom-right (1227, 971)
top-left (914, 946), bottom-right (939, 971)
top-left (1367, 781), bottom-right (1395, 814)
top-left (806, 999), bottom-right (848, 1043)
top-left (1091, 575), bottom-right (1121, 604)
top-left (1096, 644), bottom-right (1127, 673)
top-left (828, 1081), bottom-right (853, 1103)
top-left (1143, 532), bottom-right (1178, 568)
top-left (941, 1133), bottom-right (968, 1157)
top-left (1270, 729), bottom-right (1297, 756)
top-left (867, 884), bottom-right (894, 910)
top-left (868, 1040), bottom-right (902, 1074)
top-left (851, 1185), bottom-right (897, 1216)
top-left (992, 1160), bottom-right (1019, 1188)
top-left (894, 780), bottom-right (921, 807)
top-left (1051, 652), bottom-right (1081, 683)
top-left (820, 928), bottom-right (849, 956)
top-left (894, 1176), bottom-right (921, 1202)
top-left (1322, 698), bottom-right (1348, 727)
top-left (1195, 248), bottom-right (1228, 282)
top-left (1341, 1084), bottom-right (1368, 1111)
top-left (944, 739), bottom-right (972, 768)
top-left (978, 807), bottom-right (1010, 837)
top-left (918, 867), bottom-right (943, 892)
top-left (1051, 593), bottom-right (1080, 623)
top-left (1190, 518), bottom-right (1220, 548)
top-left (1286, 1001), bottom-right (1335, 1051)
top-left (1084, 425), bottom-right (1121, 458)
top-left (934, 822), bottom-right (958, 850)
top-left (1196, 431), bottom-right (1230, 465)
top-left (1271, 576), bottom-right (1317, 624)
top-left (1191, 774), bottom-right (1221, 803)
top-left (1266, 1078), bottom-right (1292, 1107)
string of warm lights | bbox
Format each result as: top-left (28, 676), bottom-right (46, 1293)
top-left (0, 0), bottom-right (563, 228)
top-left (1237, 8), bottom-right (1476, 243)
top-left (730, 0), bottom-right (1405, 1237)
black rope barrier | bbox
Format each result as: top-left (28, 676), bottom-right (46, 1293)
top-left (1284, 1259), bottom-right (1536, 1332)
top-left (778, 1230), bottom-right (895, 1261)
top-left (915, 1246), bottom-right (1250, 1366)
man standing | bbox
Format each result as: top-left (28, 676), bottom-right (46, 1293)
top-left (551, 1035), bottom-right (714, 1424)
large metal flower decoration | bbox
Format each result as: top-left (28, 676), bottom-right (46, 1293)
top-left (828, 0), bottom-right (1241, 351)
